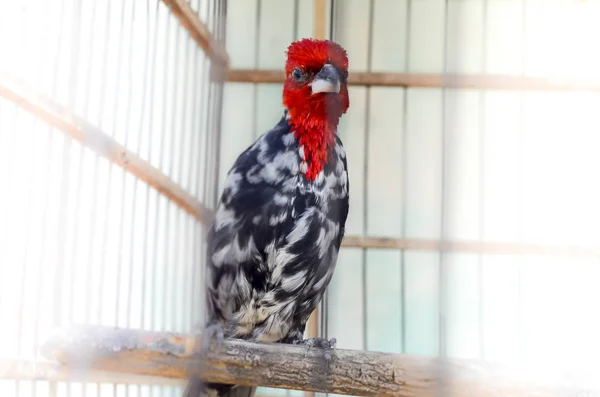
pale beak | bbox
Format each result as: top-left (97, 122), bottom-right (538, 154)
top-left (310, 63), bottom-right (341, 94)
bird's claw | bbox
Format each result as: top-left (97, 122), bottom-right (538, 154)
top-left (201, 323), bottom-right (225, 354)
top-left (294, 337), bottom-right (337, 363)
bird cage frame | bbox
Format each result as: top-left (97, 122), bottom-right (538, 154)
top-left (2, 0), bottom-right (600, 396)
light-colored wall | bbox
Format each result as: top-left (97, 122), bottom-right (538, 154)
top-left (223, 1), bottom-right (600, 395)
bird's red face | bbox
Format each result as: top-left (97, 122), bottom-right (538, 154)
top-left (282, 38), bottom-right (350, 127)
top-left (282, 39), bottom-right (350, 180)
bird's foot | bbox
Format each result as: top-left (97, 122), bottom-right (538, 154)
top-left (294, 337), bottom-right (337, 362)
top-left (201, 323), bottom-right (225, 354)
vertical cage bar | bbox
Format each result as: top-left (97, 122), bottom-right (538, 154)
top-left (142, 0), bottom-right (162, 342)
top-left (210, 0), bottom-right (225, 209)
top-left (438, 0), bottom-right (450, 363)
top-left (174, 20), bottom-right (188, 339)
top-left (306, 0), bottom-right (328, 349)
top-left (204, 0), bottom-right (217, 208)
top-left (399, 0), bottom-right (412, 355)
top-left (321, 0), bottom-right (338, 350)
top-left (80, 0), bottom-right (99, 118)
top-left (109, 0), bottom-right (129, 140)
top-left (193, 32), bottom-right (212, 335)
top-left (292, 0), bottom-right (299, 40)
top-left (162, 20), bottom-right (185, 345)
top-left (112, 0), bottom-right (133, 335)
top-left (434, 2), bottom-right (452, 394)
top-left (64, 4), bottom-right (86, 396)
top-left (123, 17), bottom-right (143, 397)
top-left (516, 0), bottom-right (528, 363)
top-left (186, 46), bottom-right (200, 197)
top-left (212, 78), bottom-right (225, 209)
top-left (82, 0), bottom-right (106, 339)
top-left (0, 103), bottom-right (19, 359)
top-left (193, 54), bottom-right (209, 202)
top-left (96, 0), bottom-right (113, 132)
top-left (320, 7), bottom-right (340, 385)
top-left (137, 0), bottom-right (157, 337)
top-left (252, 0), bottom-right (261, 140)
top-left (152, 3), bottom-right (173, 396)
top-left (157, 16), bottom-right (176, 380)
top-left (477, 0), bottom-right (489, 362)
top-left (203, 0), bottom-right (214, 205)
top-left (14, 105), bottom-right (31, 397)
top-left (191, 53), bottom-right (207, 330)
top-left (361, 0), bottom-right (376, 354)
top-left (213, 0), bottom-right (226, 209)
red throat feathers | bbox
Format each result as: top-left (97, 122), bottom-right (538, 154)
top-left (282, 39), bottom-right (350, 180)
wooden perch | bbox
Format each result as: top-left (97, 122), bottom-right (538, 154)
top-left (226, 69), bottom-right (600, 91)
top-left (41, 325), bottom-right (598, 397)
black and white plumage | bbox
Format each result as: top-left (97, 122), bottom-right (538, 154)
top-left (184, 37), bottom-right (351, 397)
top-left (184, 110), bottom-right (349, 397)
top-left (206, 110), bottom-right (348, 343)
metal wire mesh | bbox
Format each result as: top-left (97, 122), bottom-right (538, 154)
top-left (0, 0), bottom-right (226, 396)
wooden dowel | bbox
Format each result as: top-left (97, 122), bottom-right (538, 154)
top-left (226, 69), bottom-right (600, 91)
top-left (41, 325), bottom-right (599, 397)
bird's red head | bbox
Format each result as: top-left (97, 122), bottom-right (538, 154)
top-left (282, 38), bottom-right (350, 180)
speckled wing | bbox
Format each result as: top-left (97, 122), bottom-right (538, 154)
top-left (204, 111), bottom-right (349, 344)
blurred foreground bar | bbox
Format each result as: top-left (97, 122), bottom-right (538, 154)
top-left (0, 358), bottom-right (184, 386)
top-left (39, 325), bottom-right (598, 397)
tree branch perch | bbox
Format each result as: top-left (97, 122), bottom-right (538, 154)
top-left (40, 325), bottom-right (598, 396)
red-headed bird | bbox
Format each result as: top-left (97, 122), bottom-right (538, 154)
top-left (184, 38), bottom-right (350, 397)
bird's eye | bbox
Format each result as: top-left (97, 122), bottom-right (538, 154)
top-left (292, 68), bottom-right (305, 82)
top-left (341, 70), bottom-right (349, 81)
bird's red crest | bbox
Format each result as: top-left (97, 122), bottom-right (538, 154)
top-left (282, 39), bottom-right (350, 180)
top-left (284, 39), bottom-right (349, 76)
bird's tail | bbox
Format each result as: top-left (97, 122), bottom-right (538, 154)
top-left (183, 377), bottom-right (256, 397)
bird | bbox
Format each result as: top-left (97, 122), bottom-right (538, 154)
top-left (184, 38), bottom-right (350, 397)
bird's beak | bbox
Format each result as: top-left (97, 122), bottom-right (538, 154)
top-left (310, 64), bottom-right (341, 94)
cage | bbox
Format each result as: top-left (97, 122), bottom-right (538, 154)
top-left (0, 0), bottom-right (225, 395)
top-left (2, 0), bottom-right (600, 397)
